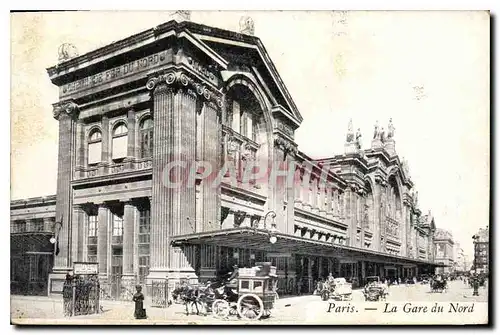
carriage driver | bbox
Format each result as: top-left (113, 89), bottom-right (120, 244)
top-left (226, 265), bottom-right (239, 289)
top-left (327, 273), bottom-right (335, 283)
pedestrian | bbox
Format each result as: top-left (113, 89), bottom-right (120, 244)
top-left (62, 273), bottom-right (74, 317)
top-left (471, 275), bottom-right (480, 296)
top-left (133, 285), bottom-right (147, 319)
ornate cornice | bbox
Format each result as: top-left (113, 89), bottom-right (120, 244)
top-left (146, 70), bottom-right (224, 110)
top-left (52, 100), bottom-right (79, 120)
top-left (274, 136), bottom-right (298, 156)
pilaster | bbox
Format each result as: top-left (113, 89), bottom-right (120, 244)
top-left (202, 102), bottom-right (221, 232)
top-left (52, 100), bottom-right (79, 272)
top-left (97, 204), bottom-right (109, 276)
top-left (124, 109), bottom-right (136, 169)
top-left (99, 114), bottom-right (110, 174)
top-left (146, 70), bottom-right (221, 283)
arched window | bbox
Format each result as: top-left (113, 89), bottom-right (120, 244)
top-left (226, 93), bottom-right (257, 141)
top-left (88, 128), bottom-right (102, 165)
top-left (140, 117), bottom-right (153, 158)
top-left (112, 122), bottom-right (128, 161)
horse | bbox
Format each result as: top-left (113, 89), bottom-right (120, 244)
top-left (171, 284), bottom-right (205, 315)
top-left (430, 277), bottom-right (447, 293)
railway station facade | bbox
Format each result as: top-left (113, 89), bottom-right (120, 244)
top-left (12, 18), bottom-right (441, 298)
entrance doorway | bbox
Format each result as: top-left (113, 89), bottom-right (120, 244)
top-left (110, 247), bottom-right (123, 299)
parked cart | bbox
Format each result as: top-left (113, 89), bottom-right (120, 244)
top-left (212, 262), bottom-right (278, 320)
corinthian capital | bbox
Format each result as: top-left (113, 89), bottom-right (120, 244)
top-left (52, 100), bottom-right (79, 120)
top-left (146, 70), bottom-right (224, 110)
top-left (274, 136), bottom-right (298, 156)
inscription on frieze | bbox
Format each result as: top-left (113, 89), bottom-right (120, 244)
top-left (60, 50), bottom-right (171, 97)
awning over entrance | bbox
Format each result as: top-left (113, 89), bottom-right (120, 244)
top-left (171, 227), bottom-right (443, 267)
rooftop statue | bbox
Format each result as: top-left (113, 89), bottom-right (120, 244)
top-left (388, 118), bottom-right (395, 139)
top-left (373, 120), bottom-right (380, 139)
top-left (346, 119), bottom-right (354, 143)
top-left (58, 43), bottom-right (79, 62)
top-left (380, 127), bottom-right (386, 143)
top-left (239, 16), bottom-right (255, 35)
top-left (355, 128), bottom-right (362, 149)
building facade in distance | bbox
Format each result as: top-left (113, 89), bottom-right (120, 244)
top-left (473, 226), bottom-right (489, 274)
top-left (433, 228), bottom-right (455, 274)
top-left (12, 18), bottom-right (443, 298)
top-left (10, 196), bottom-right (56, 295)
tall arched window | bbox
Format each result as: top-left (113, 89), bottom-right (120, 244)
top-left (226, 92), bottom-right (257, 141)
top-left (88, 128), bottom-right (102, 165)
top-left (112, 122), bottom-right (128, 161)
top-left (140, 117), bottom-right (153, 158)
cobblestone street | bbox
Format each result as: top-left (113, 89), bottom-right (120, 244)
top-left (11, 280), bottom-right (487, 325)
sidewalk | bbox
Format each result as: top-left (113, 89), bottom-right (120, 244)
top-left (11, 294), bottom-right (316, 325)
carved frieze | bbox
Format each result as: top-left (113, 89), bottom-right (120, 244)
top-left (146, 70), bottom-right (224, 110)
top-left (52, 100), bottom-right (79, 120)
top-left (275, 120), bottom-right (294, 138)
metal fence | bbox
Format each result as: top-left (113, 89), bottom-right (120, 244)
top-left (149, 279), bottom-right (169, 308)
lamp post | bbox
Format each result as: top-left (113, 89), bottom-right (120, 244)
top-left (263, 211), bottom-right (277, 244)
top-left (50, 220), bottom-right (62, 255)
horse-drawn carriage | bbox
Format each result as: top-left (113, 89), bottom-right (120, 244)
top-left (430, 275), bottom-right (447, 293)
top-left (363, 276), bottom-right (388, 301)
top-left (320, 278), bottom-right (353, 301)
top-left (211, 262), bottom-right (278, 320)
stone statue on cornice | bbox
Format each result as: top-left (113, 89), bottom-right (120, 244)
top-left (388, 118), bottom-right (395, 139)
top-left (346, 119), bottom-right (354, 143)
top-left (373, 120), bottom-right (380, 139)
top-left (355, 128), bottom-right (362, 149)
top-left (380, 127), bottom-right (386, 143)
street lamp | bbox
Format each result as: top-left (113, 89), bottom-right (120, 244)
top-left (263, 211), bottom-right (277, 244)
top-left (50, 220), bottom-right (62, 255)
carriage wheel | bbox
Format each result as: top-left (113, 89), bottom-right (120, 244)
top-left (237, 293), bottom-right (264, 320)
top-left (212, 299), bottom-right (230, 319)
top-left (321, 291), bottom-right (329, 301)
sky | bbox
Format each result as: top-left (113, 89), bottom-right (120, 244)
top-left (10, 11), bottom-right (489, 259)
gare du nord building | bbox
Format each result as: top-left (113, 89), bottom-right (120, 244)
top-left (11, 18), bottom-right (441, 298)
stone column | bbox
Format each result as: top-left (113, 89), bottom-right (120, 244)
top-left (272, 137), bottom-right (290, 232)
top-left (71, 205), bottom-right (85, 264)
top-left (359, 193), bottom-right (366, 248)
top-left (325, 186), bottom-right (333, 218)
top-left (122, 200), bottom-right (136, 299)
top-left (311, 177), bottom-right (319, 213)
top-left (202, 102), bottom-right (221, 232)
top-left (50, 101), bottom-right (79, 293)
top-left (318, 182), bottom-right (326, 216)
top-left (100, 114), bottom-right (110, 174)
top-left (148, 82), bottom-right (173, 280)
top-left (302, 175), bottom-right (312, 211)
top-left (75, 120), bottom-right (86, 178)
top-left (147, 73), bottom-right (201, 285)
top-left (97, 204), bottom-right (109, 278)
top-left (125, 109), bottom-right (136, 169)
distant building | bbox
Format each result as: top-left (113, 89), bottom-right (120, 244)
top-left (10, 196), bottom-right (56, 295)
top-left (453, 242), bottom-right (467, 272)
top-left (433, 228), bottom-right (454, 274)
top-left (473, 226), bottom-right (489, 274)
